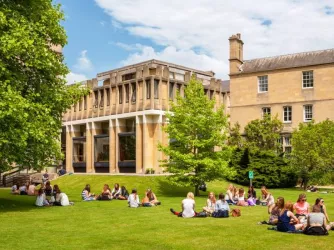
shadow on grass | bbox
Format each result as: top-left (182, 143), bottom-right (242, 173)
top-left (156, 178), bottom-right (205, 197)
top-left (0, 197), bottom-right (37, 213)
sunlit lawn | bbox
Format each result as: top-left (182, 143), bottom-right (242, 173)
top-left (1, 175), bottom-right (334, 250)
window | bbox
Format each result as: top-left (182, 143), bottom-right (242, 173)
top-left (258, 75), bottom-right (268, 92)
top-left (99, 90), bottom-right (104, 107)
top-left (93, 91), bottom-right (98, 108)
top-left (131, 83), bottom-right (136, 103)
top-left (94, 136), bottom-right (109, 162)
top-left (285, 146), bottom-right (292, 154)
top-left (154, 79), bottom-right (159, 99)
top-left (302, 71), bottom-right (313, 88)
top-left (169, 82), bottom-right (174, 100)
top-left (283, 106), bottom-right (292, 122)
top-left (146, 80), bottom-right (151, 99)
top-left (122, 73), bottom-right (136, 81)
top-left (84, 96), bottom-right (87, 110)
top-left (106, 88), bottom-right (110, 106)
top-left (262, 107), bottom-right (271, 117)
top-left (304, 105), bottom-right (313, 122)
top-left (175, 73), bottom-right (185, 81)
top-left (210, 90), bottom-right (214, 100)
top-left (284, 137), bottom-right (291, 146)
top-left (73, 138), bottom-right (86, 163)
top-left (118, 86), bottom-right (123, 104)
top-left (169, 72), bottom-right (174, 79)
top-left (125, 84), bottom-right (129, 103)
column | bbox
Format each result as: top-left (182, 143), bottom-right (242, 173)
top-left (86, 122), bottom-right (93, 173)
top-left (65, 125), bottom-right (73, 173)
top-left (135, 116), bottom-right (143, 173)
top-left (109, 119), bottom-right (116, 173)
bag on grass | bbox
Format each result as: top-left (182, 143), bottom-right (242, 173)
top-left (196, 211), bottom-right (208, 217)
top-left (231, 208), bottom-right (241, 217)
top-left (212, 210), bottom-right (229, 218)
top-left (304, 226), bottom-right (328, 236)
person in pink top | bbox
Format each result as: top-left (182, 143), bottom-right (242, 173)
top-left (293, 193), bottom-right (310, 224)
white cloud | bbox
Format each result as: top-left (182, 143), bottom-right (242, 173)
top-left (74, 50), bottom-right (93, 72)
top-left (114, 42), bottom-right (144, 51)
top-left (95, 0), bottom-right (334, 78)
top-left (66, 72), bottom-right (88, 85)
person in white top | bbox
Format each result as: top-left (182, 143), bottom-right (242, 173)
top-left (128, 189), bottom-right (140, 208)
top-left (54, 188), bottom-right (72, 206)
top-left (35, 188), bottom-right (50, 207)
top-left (225, 184), bottom-right (237, 205)
top-left (203, 192), bottom-right (216, 214)
top-left (237, 188), bottom-right (248, 206)
top-left (11, 183), bottom-right (20, 194)
top-left (111, 183), bottom-right (121, 199)
top-left (170, 192), bottom-right (196, 218)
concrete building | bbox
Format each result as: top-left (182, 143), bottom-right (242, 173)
top-left (62, 60), bottom-right (230, 174)
top-left (229, 33), bottom-right (334, 152)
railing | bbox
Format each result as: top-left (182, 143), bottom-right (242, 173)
top-left (2, 168), bottom-right (21, 187)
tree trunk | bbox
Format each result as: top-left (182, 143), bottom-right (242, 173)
top-left (194, 185), bottom-right (200, 196)
top-left (303, 179), bottom-right (308, 191)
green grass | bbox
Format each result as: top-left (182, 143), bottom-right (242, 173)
top-left (1, 175), bottom-right (334, 250)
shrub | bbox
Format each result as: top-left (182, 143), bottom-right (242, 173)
top-left (229, 148), bottom-right (297, 188)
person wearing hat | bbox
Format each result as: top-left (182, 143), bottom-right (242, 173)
top-left (128, 189), bottom-right (140, 208)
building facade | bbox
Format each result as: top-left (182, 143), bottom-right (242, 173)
top-left (63, 60), bottom-right (230, 174)
top-left (229, 33), bottom-right (334, 152)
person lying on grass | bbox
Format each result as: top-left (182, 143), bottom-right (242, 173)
top-left (203, 192), bottom-right (216, 215)
top-left (170, 192), bottom-right (197, 218)
top-left (35, 188), bottom-right (50, 207)
top-left (277, 201), bottom-right (304, 233)
top-left (128, 189), bottom-right (140, 208)
top-left (81, 184), bottom-right (96, 201)
top-left (258, 197), bottom-right (284, 225)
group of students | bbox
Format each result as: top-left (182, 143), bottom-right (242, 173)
top-left (81, 183), bottom-right (161, 207)
top-left (11, 181), bottom-right (72, 207)
top-left (260, 193), bottom-right (333, 235)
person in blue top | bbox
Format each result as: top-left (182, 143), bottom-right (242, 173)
top-left (277, 201), bottom-right (304, 232)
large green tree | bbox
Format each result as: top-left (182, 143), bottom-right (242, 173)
top-left (0, 1), bottom-right (88, 172)
top-left (158, 76), bottom-right (234, 196)
top-left (291, 119), bottom-right (334, 189)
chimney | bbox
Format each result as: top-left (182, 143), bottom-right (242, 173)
top-left (229, 33), bottom-right (244, 75)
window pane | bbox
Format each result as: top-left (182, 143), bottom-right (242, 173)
top-left (304, 105), bottom-right (313, 121)
top-left (169, 82), bottom-right (174, 100)
top-left (154, 79), bottom-right (159, 99)
top-left (94, 136), bottom-right (109, 162)
top-left (131, 83), bottom-right (136, 103)
top-left (146, 80), bottom-right (151, 99)
top-left (283, 106), bottom-right (292, 122)
top-left (73, 139), bottom-right (86, 163)
top-left (262, 107), bottom-right (271, 117)
top-left (258, 75), bottom-right (268, 92)
top-left (118, 86), bottom-right (123, 104)
top-left (302, 71), bottom-right (313, 88)
top-left (119, 134), bottom-right (136, 161)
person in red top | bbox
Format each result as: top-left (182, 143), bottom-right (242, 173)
top-left (293, 193), bottom-right (310, 224)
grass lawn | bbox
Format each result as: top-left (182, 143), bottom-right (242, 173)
top-left (1, 175), bottom-right (334, 250)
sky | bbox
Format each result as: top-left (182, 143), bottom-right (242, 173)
top-left (59, 0), bottom-right (334, 84)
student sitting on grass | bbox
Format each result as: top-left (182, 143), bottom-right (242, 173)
top-left (141, 192), bottom-right (152, 207)
top-left (54, 188), bottom-right (72, 206)
top-left (44, 181), bottom-right (53, 197)
top-left (81, 184), bottom-right (96, 201)
top-left (225, 184), bottom-right (236, 205)
top-left (35, 188), bottom-right (50, 207)
top-left (118, 186), bottom-right (129, 200)
top-left (11, 183), bottom-right (20, 194)
top-left (170, 192), bottom-right (196, 218)
top-left (313, 198), bottom-right (331, 223)
top-left (304, 205), bottom-right (334, 235)
top-left (293, 193), bottom-right (310, 224)
top-left (19, 182), bottom-right (28, 195)
top-left (111, 183), bottom-right (121, 199)
top-left (237, 188), bottom-right (248, 206)
top-left (260, 186), bottom-right (275, 213)
top-left (259, 197), bottom-right (284, 225)
top-left (203, 192), bottom-right (216, 215)
top-left (247, 186), bottom-right (257, 206)
top-left (97, 184), bottom-right (112, 201)
top-left (128, 189), bottom-right (140, 208)
top-left (146, 189), bottom-right (160, 206)
top-left (277, 201), bottom-right (304, 233)
top-left (212, 193), bottom-right (230, 218)
top-left (27, 182), bottom-right (36, 196)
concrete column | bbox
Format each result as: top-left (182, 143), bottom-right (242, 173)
top-left (115, 119), bottom-right (120, 173)
top-left (86, 122), bottom-right (93, 173)
top-left (65, 125), bottom-right (73, 173)
top-left (109, 119), bottom-right (116, 173)
top-left (142, 115), bottom-right (153, 171)
top-left (136, 116), bottom-right (143, 173)
top-left (150, 77), bottom-right (154, 109)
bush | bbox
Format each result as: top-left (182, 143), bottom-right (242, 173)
top-left (145, 168), bottom-right (155, 174)
top-left (229, 148), bottom-right (297, 188)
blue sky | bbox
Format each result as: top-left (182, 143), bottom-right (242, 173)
top-left (59, 0), bottom-right (334, 84)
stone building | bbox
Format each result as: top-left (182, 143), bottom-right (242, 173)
top-left (229, 33), bottom-right (334, 152)
top-left (62, 60), bottom-right (230, 174)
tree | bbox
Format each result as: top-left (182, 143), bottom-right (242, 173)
top-left (244, 114), bottom-right (283, 152)
top-left (291, 120), bottom-right (334, 189)
top-left (0, 1), bottom-right (88, 172)
top-left (228, 122), bottom-right (243, 147)
top-left (158, 76), bottom-right (234, 196)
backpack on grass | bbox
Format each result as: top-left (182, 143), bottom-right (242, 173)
top-left (212, 210), bottom-right (229, 218)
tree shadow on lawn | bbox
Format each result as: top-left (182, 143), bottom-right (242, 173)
top-left (0, 196), bottom-right (38, 213)
top-left (156, 178), bottom-right (207, 197)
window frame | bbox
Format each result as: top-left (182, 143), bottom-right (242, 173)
top-left (303, 104), bottom-right (313, 122)
top-left (258, 75), bottom-right (268, 93)
top-left (302, 70), bottom-right (314, 89)
top-left (262, 107), bottom-right (271, 117)
top-left (283, 106), bottom-right (292, 123)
